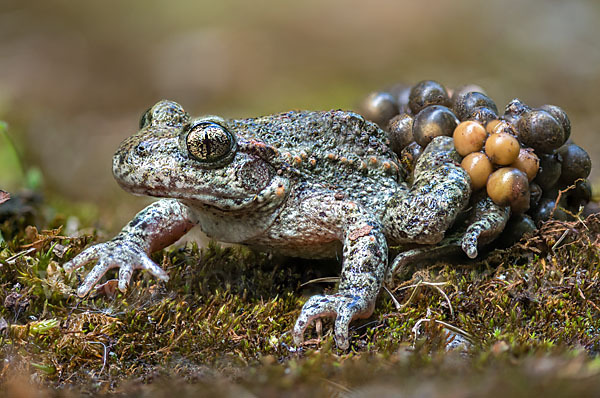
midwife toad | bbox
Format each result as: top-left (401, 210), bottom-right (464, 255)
top-left (63, 100), bottom-right (509, 349)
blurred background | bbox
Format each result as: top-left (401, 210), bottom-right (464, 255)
top-left (1, 0), bottom-right (599, 231)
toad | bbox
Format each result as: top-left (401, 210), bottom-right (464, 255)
top-left (63, 100), bottom-right (509, 349)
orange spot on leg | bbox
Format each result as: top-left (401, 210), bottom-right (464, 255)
top-left (348, 225), bottom-right (373, 241)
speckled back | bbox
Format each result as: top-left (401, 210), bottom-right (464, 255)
top-left (228, 110), bottom-right (401, 188)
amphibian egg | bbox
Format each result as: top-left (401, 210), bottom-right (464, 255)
top-left (453, 91), bottom-right (498, 121)
top-left (461, 152), bottom-right (493, 190)
top-left (516, 109), bottom-right (565, 154)
top-left (558, 143), bottom-right (592, 184)
top-left (387, 113), bottom-right (414, 154)
top-left (486, 167), bottom-right (530, 213)
top-left (453, 120), bottom-right (487, 156)
top-left (408, 80), bottom-right (451, 114)
top-left (412, 105), bottom-right (459, 147)
top-left (510, 148), bottom-right (540, 182)
top-left (485, 132), bottom-right (520, 165)
top-left (360, 91), bottom-right (399, 127)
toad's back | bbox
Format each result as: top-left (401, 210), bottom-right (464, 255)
top-left (229, 111), bottom-right (400, 181)
top-left (228, 110), bottom-right (403, 212)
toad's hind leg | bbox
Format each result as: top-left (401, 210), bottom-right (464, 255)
top-left (387, 193), bottom-right (510, 279)
top-left (383, 136), bottom-right (471, 245)
top-left (291, 194), bottom-right (388, 350)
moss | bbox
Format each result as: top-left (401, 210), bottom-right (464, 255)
top-left (1, 194), bottom-right (600, 395)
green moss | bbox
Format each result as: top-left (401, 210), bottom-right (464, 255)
top-left (1, 196), bottom-right (600, 395)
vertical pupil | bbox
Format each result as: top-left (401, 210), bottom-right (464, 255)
top-left (204, 130), bottom-right (212, 156)
top-left (188, 123), bottom-right (231, 161)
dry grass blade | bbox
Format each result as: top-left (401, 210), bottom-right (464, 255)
top-left (300, 276), bottom-right (340, 287)
top-left (389, 280), bottom-right (453, 317)
top-left (383, 285), bottom-right (402, 310)
top-left (321, 378), bottom-right (353, 394)
top-left (5, 247), bottom-right (36, 264)
top-left (87, 341), bottom-right (108, 374)
top-left (551, 229), bottom-right (570, 252)
top-left (411, 317), bottom-right (476, 346)
top-left (433, 320), bottom-right (476, 345)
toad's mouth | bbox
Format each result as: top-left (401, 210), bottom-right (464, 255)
top-left (181, 176), bottom-right (291, 213)
top-left (117, 170), bottom-right (291, 213)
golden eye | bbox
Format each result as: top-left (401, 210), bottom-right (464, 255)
top-left (186, 122), bottom-right (235, 163)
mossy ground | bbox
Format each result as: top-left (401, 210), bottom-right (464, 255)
top-left (1, 193), bottom-right (600, 397)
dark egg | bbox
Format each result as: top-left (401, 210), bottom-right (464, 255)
top-left (408, 80), bottom-right (451, 115)
top-left (412, 105), bottom-right (459, 147)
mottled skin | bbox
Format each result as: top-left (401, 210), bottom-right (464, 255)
top-left (63, 100), bottom-right (509, 349)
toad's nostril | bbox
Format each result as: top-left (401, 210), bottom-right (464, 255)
top-left (135, 142), bottom-right (151, 156)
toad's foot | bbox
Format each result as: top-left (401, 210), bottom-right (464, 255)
top-left (63, 237), bottom-right (168, 296)
top-left (293, 292), bottom-right (374, 350)
top-left (63, 199), bottom-right (197, 296)
top-left (387, 194), bottom-right (510, 279)
top-left (387, 243), bottom-right (462, 281)
top-left (460, 194), bottom-right (510, 258)
top-left (283, 193), bottom-right (387, 349)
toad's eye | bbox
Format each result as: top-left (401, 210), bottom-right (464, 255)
top-left (186, 122), bottom-right (236, 164)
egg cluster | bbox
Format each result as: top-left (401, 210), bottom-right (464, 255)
top-left (360, 80), bottom-right (592, 226)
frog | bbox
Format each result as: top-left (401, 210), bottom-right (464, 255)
top-left (63, 100), bottom-right (509, 349)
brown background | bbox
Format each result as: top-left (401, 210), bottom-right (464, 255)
top-left (1, 0), bottom-right (599, 229)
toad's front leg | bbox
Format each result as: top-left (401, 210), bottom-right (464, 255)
top-left (63, 199), bottom-right (197, 296)
top-left (292, 195), bottom-right (387, 350)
